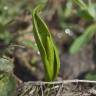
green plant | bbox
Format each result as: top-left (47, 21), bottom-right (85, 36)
top-left (58, 0), bottom-right (73, 19)
top-left (85, 71), bottom-right (96, 80)
top-left (57, 0), bottom-right (74, 29)
top-left (73, 0), bottom-right (96, 21)
top-left (32, 5), bottom-right (60, 81)
top-left (0, 23), bottom-right (13, 56)
top-left (0, 0), bottom-right (29, 56)
top-left (0, 58), bottom-right (16, 96)
top-left (69, 0), bottom-right (96, 54)
top-left (70, 24), bottom-right (96, 54)
top-left (0, 0), bottom-right (27, 25)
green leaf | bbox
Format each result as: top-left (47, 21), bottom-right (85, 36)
top-left (32, 5), bottom-right (60, 81)
top-left (88, 4), bottom-right (96, 21)
top-left (69, 24), bottom-right (96, 54)
top-left (64, 0), bottom-right (73, 18)
top-left (0, 73), bottom-right (16, 96)
top-left (85, 71), bottom-right (96, 80)
top-left (73, 0), bottom-right (96, 21)
top-left (77, 10), bottom-right (93, 20)
top-left (73, 0), bottom-right (87, 9)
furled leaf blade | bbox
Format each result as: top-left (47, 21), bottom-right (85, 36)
top-left (32, 7), bottom-right (52, 81)
top-left (32, 6), bottom-right (60, 81)
top-left (53, 46), bottom-right (60, 80)
top-left (32, 7), bottom-right (51, 80)
top-left (46, 37), bottom-right (54, 78)
top-left (32, 10), bottom-right (46, 57)
top-left (34, 13), bottom-right (49, 48)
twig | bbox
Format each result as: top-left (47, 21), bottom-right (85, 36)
top-left (24, 80), bottom-right (96, 85)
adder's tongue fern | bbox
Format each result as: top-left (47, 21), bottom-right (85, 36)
top-left (32, 5), bottom-right (60, 81)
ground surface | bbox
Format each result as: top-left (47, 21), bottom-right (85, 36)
top-left (16, 80), bottom-right (96, 96)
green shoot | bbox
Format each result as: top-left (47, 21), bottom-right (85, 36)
top-left (32, 5), bottom-right (60, 81)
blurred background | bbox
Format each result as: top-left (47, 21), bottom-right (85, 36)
top-left (0, 0), bottom-right (96, 82)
